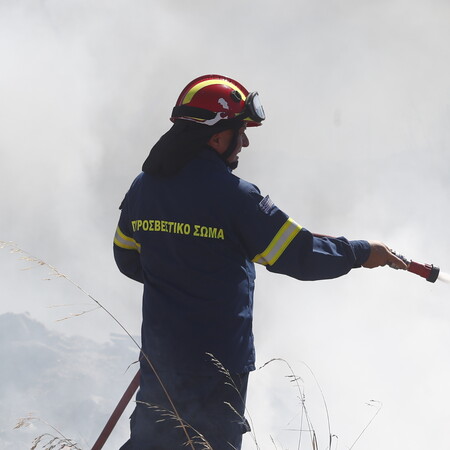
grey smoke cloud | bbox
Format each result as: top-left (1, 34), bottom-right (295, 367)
top-left (1, 1), bottom-right (450, 449)
top-left (0, 313), bottom-right (136, 449)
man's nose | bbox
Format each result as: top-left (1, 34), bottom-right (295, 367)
top-left (242, 133), bottom-right (249, 147)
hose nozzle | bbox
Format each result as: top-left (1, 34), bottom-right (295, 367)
top-left (391, 251), bottom-right (440, 283)
top-left (407, 261), bottom-right (440, 283)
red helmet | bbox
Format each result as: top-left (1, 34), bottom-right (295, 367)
top-left (171, 74), bottom-right (265, 127)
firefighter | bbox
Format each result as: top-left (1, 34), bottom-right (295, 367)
top-left (114, 74), bottom-right (406, 450)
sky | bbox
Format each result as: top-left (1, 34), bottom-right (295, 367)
top-left (1, 0), bottom-right (450, 448)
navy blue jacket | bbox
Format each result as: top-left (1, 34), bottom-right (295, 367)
top-left (114, 147), bottom-right (370, 374)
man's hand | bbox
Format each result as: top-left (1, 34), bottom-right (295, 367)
top-left (363, 241), bottom-right (409, 270)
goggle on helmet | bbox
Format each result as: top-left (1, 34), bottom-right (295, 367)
top-left (171, 74), bottom-right (265, 127)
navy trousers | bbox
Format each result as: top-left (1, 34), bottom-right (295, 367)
top-left (120, 369), bottom-right (250, 450)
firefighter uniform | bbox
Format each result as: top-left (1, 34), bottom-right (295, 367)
top-left (114, 146), bottom-right (370, 449)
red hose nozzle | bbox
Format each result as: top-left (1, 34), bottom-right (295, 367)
top-left (407, 261), bottom-right (440, 283)
top-left (390, 251), bottom-right (440, 283)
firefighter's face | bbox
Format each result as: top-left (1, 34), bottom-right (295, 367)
top-left (208, 126), bottom-right (249, 164)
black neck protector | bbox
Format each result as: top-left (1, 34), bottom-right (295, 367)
top-left (142, 119), bottom-right (244, 176)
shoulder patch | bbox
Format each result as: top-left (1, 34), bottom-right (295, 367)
top-left (259, 195), bottom-right (275, 214)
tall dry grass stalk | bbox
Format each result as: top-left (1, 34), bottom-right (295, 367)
top-left (259, 358), bottom-right (382, 450)
top-left (206, 353), bottom-right (260, 449)
top-left (14, 414), bottom-right (82, 449)
top-left (135, 401), bottom-right (214, 450)
top-left (260, 358), bottom-right (322, 450)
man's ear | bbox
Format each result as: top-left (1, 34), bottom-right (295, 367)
top-left (207, 132), bottom-right (222, 151)
top-left (208, 131), bottom-right (224, 153)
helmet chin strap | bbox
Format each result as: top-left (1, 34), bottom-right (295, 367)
top-left (218, 122), bottom-right (242, 170)
top-left (218, 129), bottom-right (239, 170)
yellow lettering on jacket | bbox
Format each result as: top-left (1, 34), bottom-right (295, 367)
top-left (131, 219), bottom-right (224, 240)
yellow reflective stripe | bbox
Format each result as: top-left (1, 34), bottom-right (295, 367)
top-left (114, 226), bottom-right (141, 253)
top-left (252, 218), bottom-right (302, 266)
top-left (182, 79), bottom-right (246, 104)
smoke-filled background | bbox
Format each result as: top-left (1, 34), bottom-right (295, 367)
top-left (1, 0), bottom-right (450, 449)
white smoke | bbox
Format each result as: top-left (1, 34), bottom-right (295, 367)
top-left (1, 1), bottom-right (450, 449)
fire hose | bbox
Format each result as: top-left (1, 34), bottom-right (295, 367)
top-left (91, 370), bottom-right (140, 450)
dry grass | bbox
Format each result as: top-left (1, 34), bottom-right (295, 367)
top-left (207, 353), bottom-right (260, 449)
top-left (135, 401), bottom-right (214, 450)
top-left (258, 358), bottom-right (383, 450)
top-left (14, 414), bottom-right (81, 450)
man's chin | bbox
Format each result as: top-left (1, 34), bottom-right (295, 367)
top-left (228, 160), bottom-right (239, 170)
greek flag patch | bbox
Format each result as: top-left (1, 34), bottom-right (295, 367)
top-left (259, 195), bottom-right (275, 214)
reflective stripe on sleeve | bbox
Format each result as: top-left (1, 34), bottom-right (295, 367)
top-left (252, 218), bottom-right (302, 266)
top-left (114, 226), bottom-right (141, 253)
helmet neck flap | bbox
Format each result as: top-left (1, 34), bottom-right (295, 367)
top-left (142, 119), bottom-right (243, 176)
